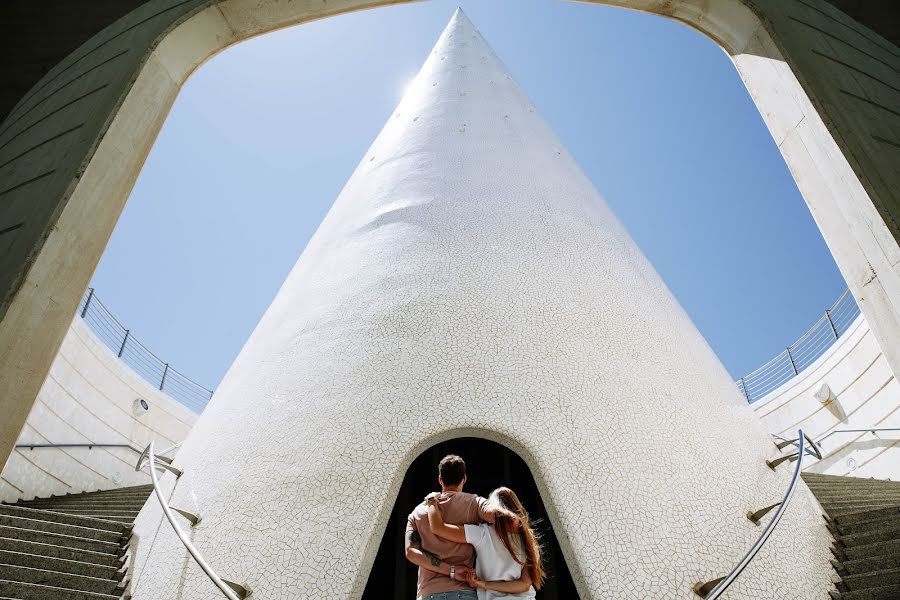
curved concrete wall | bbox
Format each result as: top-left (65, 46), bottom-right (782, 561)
top-left (0, 315), bottom-right (197, 503)
top-left (754, 313), bottom-right (900, 480)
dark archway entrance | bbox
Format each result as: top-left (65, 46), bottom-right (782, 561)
top-left (362, 438), bottom-right (580, 599)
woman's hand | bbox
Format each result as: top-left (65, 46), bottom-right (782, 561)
top-left (424, 492), bottom-right (441, 506)
top-left (466, 571), bottom-right (486, 589)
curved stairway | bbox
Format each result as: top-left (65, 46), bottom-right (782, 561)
top-left (802, 472), bottom-right (900, 600)
top-left (0, 484), bottom-right (152, 599)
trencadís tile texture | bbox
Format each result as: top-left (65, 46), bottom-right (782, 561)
top-left (132, 10), bottom-right (834, 599)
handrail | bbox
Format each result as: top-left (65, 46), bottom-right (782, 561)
top-left (78, 288), bottom-right (214, 413)
top-left (736, 289), bottom-right (860, 403)
top-left (693, 429), bottom-right (808, 599)
top-left (135, 441), bottom-right (248, 599)
top-left (15, 442), bottom-right (177, 467)
top-left (816, 428), bottom-right (900, 445)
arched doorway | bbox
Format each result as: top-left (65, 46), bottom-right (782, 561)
top-left (362, 437), bottom-right (579, 599)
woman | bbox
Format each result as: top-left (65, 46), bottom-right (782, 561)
top-left (425, 487), bottom-right (545, 599)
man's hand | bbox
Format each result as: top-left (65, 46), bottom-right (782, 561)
top-left (496, 507), bottom-right (521, 529)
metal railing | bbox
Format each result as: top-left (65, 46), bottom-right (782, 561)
top-left (693, 430), bottom-right (814, 599)
top-left (737, 289), bottom-right (860, 403)
top-left (135, 441), bottom-right (248, 599)
top-left (15, 442), bottom-right (178, 466)
top-left (78, 288), bottom-right (213, 413)
top-left (816, 428), bottom-right (900, 447)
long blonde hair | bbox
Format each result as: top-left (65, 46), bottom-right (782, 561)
top-left (489, 487), bottom-right (545, 589)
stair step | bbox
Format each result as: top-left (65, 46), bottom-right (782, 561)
top-left (0, 517), bottom-right (122, 544)
top-left (805, 478), bottom-right (900, 487)
top-left (817, 496), bottom-right (900, 506)
top-left (0, 538), bottom-right (120, 567)
top-left (0, 507), bottom-right (126, 535)
top-left (827, 504), bottom-right (900, 518)
top-left (0, 578), bottom-right (120, 600)
top-left (837, 538), bottom-right (900, 562)
top-left (838, 523), bottom-right (900, 547)
top-left (0, 564), bottom-right (120, 595)
top-left (832, 583), bottom-right (900, 599)
top-left (0, 527), bottom-right (119, 555)
top-left (812, 491), bottom-right (900, 501)
top-left (842, 567), bottom-right (900, 592)
top-left (32, 510), bottom-right (140, 519)
top-left (805, 476), bottom-right (900, 485)
top-left (832, 513), bottom-right (900, 536)
top-left (839, 555), bottom-right (900, 576)
top-left (41, 515), bottom-right (136, 525)
top-left (835, 507), bottom-right (900, 527)
top-left (0, 550), bottom-right (119, 580)
top-left (14, 494), bottom-right (148, 502)
top-left (17, 500), bottom-right (148, 508)
top-left (23, 486), bottom-right (151, 498)
top-left (17, 491), bottom-right (149, 500)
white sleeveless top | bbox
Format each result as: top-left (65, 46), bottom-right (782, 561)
top-left (464, 523), bottom-right (537, 600)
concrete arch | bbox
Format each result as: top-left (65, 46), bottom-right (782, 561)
top-left (1, 0), bottom-right (899, 491)
top-left (351, 427), bottom-right (586, 597)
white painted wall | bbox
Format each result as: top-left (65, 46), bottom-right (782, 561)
top-left (0, 316), bottom-right (197, 503)
top-left (754, 314), bottom-right (900, 480)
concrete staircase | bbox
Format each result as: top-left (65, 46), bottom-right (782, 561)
top-left (802, 472), bottom-right (900, 600)
top-left (0, 484), bottom-right (153, 599)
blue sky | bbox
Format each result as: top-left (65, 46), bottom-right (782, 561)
top-left (91, 0), bottom-right (846, 390)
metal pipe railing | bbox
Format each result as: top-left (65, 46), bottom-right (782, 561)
top-left (135, 441), bottom-right (248, 599)
top-left (737, 289), bottom-right (860, 403)
top-left (78, 288), bottom-right (214, 413)
top-left (816, 428), bottom-right (900, 445)
top-left (15, 442), bottom-right (177, 467)
top-left (693, 430), bottom-right (810, 599)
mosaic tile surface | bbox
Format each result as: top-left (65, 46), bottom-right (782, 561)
top-left (133, 10), bottom-right (834, 599)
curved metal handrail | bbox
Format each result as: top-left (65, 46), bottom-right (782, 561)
top-left (78, 288), bottom-right (214, 412)
top-left (135, 441), bottom-right (248, 599)
top-left (16, 442), bottom-right (178, 467)
top-left (736, 289), bottom-right (860, 403)
top-left (816, 427), bottom-right (900, 445)
top-left (694, 430), bottom-right (808, 599)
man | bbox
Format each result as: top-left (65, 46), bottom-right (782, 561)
top-left (405, 454), bottom-right (517, 600)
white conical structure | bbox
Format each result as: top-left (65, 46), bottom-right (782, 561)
top-left (133, 10), bottom-right (832, 599)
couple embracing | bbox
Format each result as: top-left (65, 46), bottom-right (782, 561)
top-left (405, 454), bottom-right (545, 600)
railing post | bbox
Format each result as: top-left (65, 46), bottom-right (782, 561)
top-left (786, 348), bottom-right (797, 375)
top-left (825, 309), bottom-right (838, 339)
top-left (118, 330), bottom-right (130, 357)
top-left (160, 363), bottom-right (169, 391)
top-left (738, 378), bottom-right (750, 402)
top-left (81, 288), bottom-right (94, 318)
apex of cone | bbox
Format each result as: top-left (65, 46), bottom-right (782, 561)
top-left (446, 6), bottom-right (477, 33)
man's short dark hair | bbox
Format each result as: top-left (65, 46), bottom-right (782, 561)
top-left (439, 454), bottom-right (466, 487)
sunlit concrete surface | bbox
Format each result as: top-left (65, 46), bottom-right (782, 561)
top-left (0, 316), bottom-right (197, 504)
top-left (755, 312), bottom-right (900, 480)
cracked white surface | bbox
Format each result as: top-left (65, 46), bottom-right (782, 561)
top-left (133, 10), bottom-right (833, 599)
